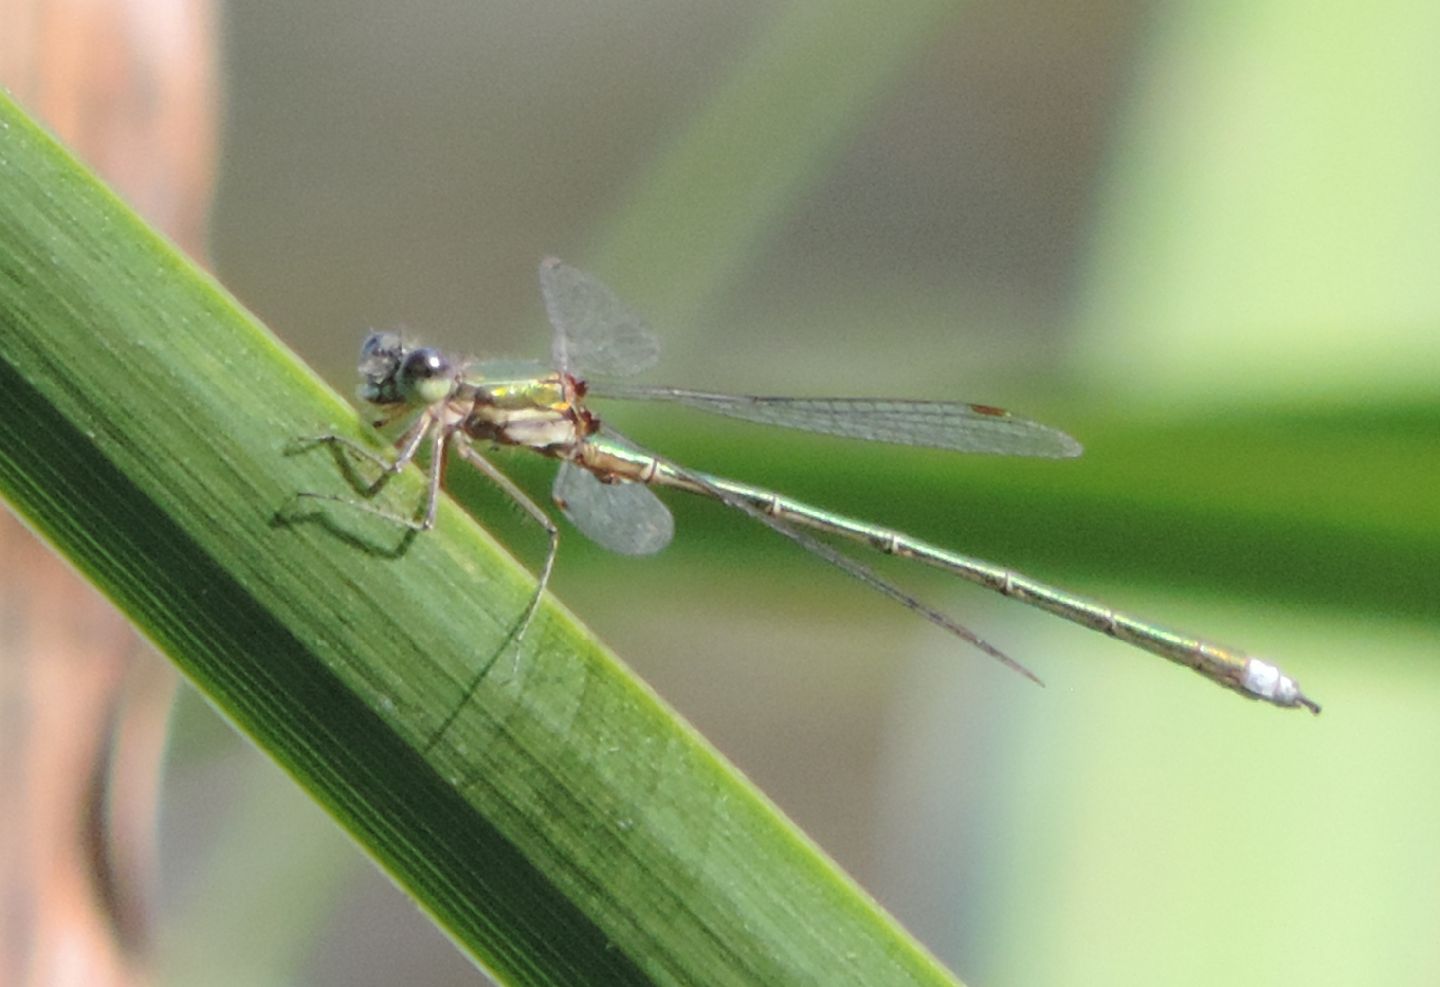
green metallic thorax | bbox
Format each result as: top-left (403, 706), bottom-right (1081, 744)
top-left (459, 370), bottom-right (594, 456)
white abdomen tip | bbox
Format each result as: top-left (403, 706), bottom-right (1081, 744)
top-left (1244, 658), bottom-right (1320, 714)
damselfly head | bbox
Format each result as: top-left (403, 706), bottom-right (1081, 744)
top-left (357, 331), bottom-right (456, 408)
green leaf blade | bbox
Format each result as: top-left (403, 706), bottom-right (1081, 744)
top-left (0, 93), bottom-right (960, 986)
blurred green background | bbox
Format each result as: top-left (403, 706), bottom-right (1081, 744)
top-left (160, 2), bottom-right (1438, 985)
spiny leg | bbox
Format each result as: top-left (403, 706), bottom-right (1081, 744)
top-left (415, 419), bottom-right (449, 531)
top-left (425, 441), bottom-right (560, 750)
top-left (296, 414), bottom-right (442, 531)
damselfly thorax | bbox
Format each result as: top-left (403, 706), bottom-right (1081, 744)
top-left (458, 370), bottom-right (598, 458)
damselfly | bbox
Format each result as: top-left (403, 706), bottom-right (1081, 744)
top-left (305, 258), bottom-right (1318, 715)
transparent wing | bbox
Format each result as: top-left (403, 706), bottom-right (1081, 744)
top-left (540, 258), bottom-right (660, 378)
top-left (590, 386), bottom-right (1083, 458)
top-left (552, 460), bottom-right (674, 556)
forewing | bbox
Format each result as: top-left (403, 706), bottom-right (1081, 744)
top-left (591, 388), bottom-right (1082, 458)
top-left (540, 258), bottom-right (660, 378)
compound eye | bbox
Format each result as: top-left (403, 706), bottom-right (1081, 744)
top-left (360, 331), bottom-right (399, 361)
top-left (398, 347), bottom-right (454, 405)
top-left (402, 348), bottom-right (447, 380)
